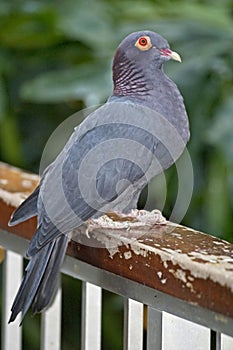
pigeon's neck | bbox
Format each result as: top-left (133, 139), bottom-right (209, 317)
top-left (111, 50), bottom-right (189, 143)
top-left (112, 49), bottom-right (154, 97)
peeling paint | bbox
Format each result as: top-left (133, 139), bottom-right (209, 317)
top-left (105, 233), bottom-right (233, 292)
top-left (155, 247), bottom-right (233, 292)
top-left (223, 249), bottom-right (230, 253)
top-left (73, 210), bottom-right (233, 294)
top-left (188, 276), bottom-right (194, 282)
top-left (20, 173), bottom-right (40, 181)
top-left (131, 243), bottom-right (148, 258)
top-left (171, 233), bottom-right (182, 238)
top-left (0, 188), bottom-right (27, 207)
top-left (189, 251), bottom-right (233, 264)
top-left (0, 179), bottom-right (8, 185)
top-left (124, 251), bottom-right (132, 260)
top-left (169, 268), bottom-right (187, 283)
top-left (186, 282), bottom-right (195, 293)
top-left (213, 241), bottom-right (226, 245)
top-left (21, 179), bottom-right (32, 188)
top-left (157, 271), bottom-right (167, 284)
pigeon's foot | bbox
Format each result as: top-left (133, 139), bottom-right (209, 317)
top-left (72, 209), bottom-right (167, 253)
top-left (87, 209), bottom-right (167, 232)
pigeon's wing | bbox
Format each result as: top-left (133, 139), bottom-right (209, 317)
top-left (27, 101), bottom-right (180, 255)
top-left (60, 102), bottom-right (162, 218)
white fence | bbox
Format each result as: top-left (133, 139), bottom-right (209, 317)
top-left (1, 228), bottom-right (233, 350)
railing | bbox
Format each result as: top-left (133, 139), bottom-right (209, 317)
top-left (0, 161), bottom-right (233, 350)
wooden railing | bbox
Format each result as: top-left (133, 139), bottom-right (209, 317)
top-left (0, 161), bottom-right (233, 350)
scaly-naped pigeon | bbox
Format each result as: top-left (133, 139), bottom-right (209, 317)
top-left (9, 30), bottom-right (189, 323)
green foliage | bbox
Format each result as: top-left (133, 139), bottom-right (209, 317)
top-left (0, 0), bottom-right (232, 348)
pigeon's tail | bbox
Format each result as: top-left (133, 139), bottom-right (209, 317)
top-left (9, 234), bottom-right (68, 324)
top-left (8, 186), bottom-right (39, 226)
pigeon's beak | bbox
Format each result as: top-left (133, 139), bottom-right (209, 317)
top-left (159, 49), bottom-right (182, 63)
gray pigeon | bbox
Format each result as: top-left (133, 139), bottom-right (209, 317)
top-left (8, 30), bottom-right (189, 323)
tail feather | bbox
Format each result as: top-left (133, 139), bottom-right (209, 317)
top-left (9, 186), bottom-right (39, 226)
top-left (9, 234), bottom-right (68, 323)
top-left (32, 234), bottom-right (68, 313)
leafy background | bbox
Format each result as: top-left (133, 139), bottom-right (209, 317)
top-left (0, 0), bottom-right (232, 348)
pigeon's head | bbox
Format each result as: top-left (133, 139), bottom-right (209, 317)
top-left (116, 31), bottom-right (181, 65)
top-left (112, 31), bottom-right (181, 97)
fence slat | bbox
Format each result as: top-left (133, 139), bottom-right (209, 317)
top-left (222, 334), bottom-right (233, 350)
top-left (211, 330), bottom-right (221, 350)
top-left (124, 298), bottom-right (143, 350)
top-left (81, 282), bottom-right (102, 350)
top-left (2, 250), bottom-right (23, 350)
top-left (147, 307), bottom-right (162, 350)
top-left (163, 312), bottom-right (210, 350)
top-left (41, 286), bottom-right (62, 350)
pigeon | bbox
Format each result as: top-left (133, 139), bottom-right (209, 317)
top-left (8, 30), bottom-right (189, 323)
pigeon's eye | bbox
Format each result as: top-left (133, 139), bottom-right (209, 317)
top-left (135, 36), bottom-right (152, 51)
top-left (139, 37), bottom-right (147, 46)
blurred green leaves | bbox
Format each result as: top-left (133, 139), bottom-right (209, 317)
top-left (207, 96), bottom-right (233, 165)
top-left (21, 63), bottom-right (112, 105)
top-left (0, 76), bottom-right (7, 121)
top-left (0, 1), bottom-right (62, 49)
top-left (56, 0), bottom-right (115, 51)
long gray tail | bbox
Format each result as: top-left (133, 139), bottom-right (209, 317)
top-left (9, 234), bottom-right (68, 324)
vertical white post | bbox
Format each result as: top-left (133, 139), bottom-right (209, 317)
top-left (222, 334), bottom-right (233, 350)
top-left (81, 282), bottom-right (102, 350)
top-left (41, 286), bottom-right (62, 350)
top-left (2, 250), bottom-right (23, 350)
top-left (147, 307), bottom-right (162, 350)
top-left (124, 298), bottom-right (144, 350)
top-left (211, 330), bottom-right (221, 350)
top-left (163, 312), bottom-right (210, 350)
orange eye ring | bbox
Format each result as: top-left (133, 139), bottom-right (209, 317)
top-left (135, 35), bottom-right (152, 51)
top-left (139, 37), bottom-right (148, 46)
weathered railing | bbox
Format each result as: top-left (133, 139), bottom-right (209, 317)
top-left (0, 161), bottom-right (233, 350)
